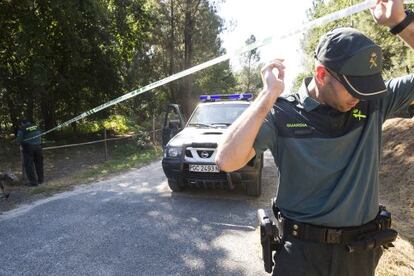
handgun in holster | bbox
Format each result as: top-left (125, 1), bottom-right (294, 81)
top-left (257, 208), bottom-right (281, 273)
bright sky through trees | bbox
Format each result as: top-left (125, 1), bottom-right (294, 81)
top-left (217, 0), bottom-right (314, 90)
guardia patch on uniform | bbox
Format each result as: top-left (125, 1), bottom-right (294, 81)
top-left (286, 123), bottom-right (308, 128)
top-left (26, 126), bottom-right (38, 132)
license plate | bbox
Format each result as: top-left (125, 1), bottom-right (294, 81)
top-left (189, 164), bottom-right (220, 173)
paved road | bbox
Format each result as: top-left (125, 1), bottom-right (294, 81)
top-left (0, 152), bottom-right (277, 276)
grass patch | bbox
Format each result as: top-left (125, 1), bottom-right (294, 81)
top-left (29, 143), bottom-right (162, 196)
top-left (80, 147), bottom-right (161, 180)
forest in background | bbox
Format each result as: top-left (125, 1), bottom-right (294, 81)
top-left (1, 0), bottom-right (413, 140)
top-left (294, 0), bottom-right (414, 89)
top-left (0, 0), bottom-right (265, 139)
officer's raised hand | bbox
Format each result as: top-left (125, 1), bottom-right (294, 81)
top-left (260, 59), bottom-right (285, 98)
top-left (216, 59), bottom-right (285, 172)
top-left (371, 0), bottom-right (414, 48)
top-left (370, 0), bottom-right (406, 27)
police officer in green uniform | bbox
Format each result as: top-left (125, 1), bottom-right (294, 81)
top-left (216, 0), bottom-right (414, 275)
top-left (16, 119), bottom-right (44, 186)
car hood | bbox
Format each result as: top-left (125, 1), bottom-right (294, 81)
top-left (167, 127), bottom-right (226, 147)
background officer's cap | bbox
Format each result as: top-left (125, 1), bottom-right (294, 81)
top-left (20, 119), bottom-right (32, 125)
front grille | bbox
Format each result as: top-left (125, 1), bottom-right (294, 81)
top-left (185, 179), bottom-right (229, 189)
top-left (190, 142), bottom-right (217, 148)
top-left (184, 171), bottom-right (227, 181)
top-left (185, 150), bottom-right (193, 157)
top-left (196, 150), bottom-right (213, 159)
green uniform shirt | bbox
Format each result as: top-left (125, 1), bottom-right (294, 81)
top-left (16, 124), bottom-right (42, 146)
top-left (254, 75), bottom-right (414, 227)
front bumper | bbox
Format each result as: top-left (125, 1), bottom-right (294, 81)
top-left (161, 158), bottom-right (259, 189)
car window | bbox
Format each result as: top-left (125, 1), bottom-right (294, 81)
top-left (188, 104), bottom-right (248, 126)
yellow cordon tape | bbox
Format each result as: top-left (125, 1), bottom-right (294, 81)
top-left (42, 135), bottom-right (134, 150)
top-left (42, 129), bottom-right (162, 150)
top-left (30, 0), bottom-right (414, 140)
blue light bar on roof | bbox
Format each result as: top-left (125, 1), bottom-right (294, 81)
top-left (199, 93), bottom-right (253, 102)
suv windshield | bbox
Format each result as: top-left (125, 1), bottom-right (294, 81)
top-left (188, 103), bottom-right (248, 127)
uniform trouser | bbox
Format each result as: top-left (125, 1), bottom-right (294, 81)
top-left (272, 235), bottom-right (383, 276)
top-left (22, 145), bottom-right (44, 185)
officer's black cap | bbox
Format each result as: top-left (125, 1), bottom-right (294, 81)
top-left (20, 119), bottom-right (31, 125)
top-left (315, 27), bottom-right (387, 100)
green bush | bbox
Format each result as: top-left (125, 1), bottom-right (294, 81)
top-left (77, 121), bottom-right (101, 133)
top-left (103, 115), bottom-right (130, 133)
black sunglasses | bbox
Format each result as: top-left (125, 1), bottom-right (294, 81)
top-left (325, 67), bottom-right (343, 84)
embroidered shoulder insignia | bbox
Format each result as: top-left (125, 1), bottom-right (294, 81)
top-left (352, 109), bottom-right (367, 120)
top-left (369, 52), bottom-right (378, 69)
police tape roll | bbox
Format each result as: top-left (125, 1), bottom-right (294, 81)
top-left (30, 0), bottom-right (414, 140)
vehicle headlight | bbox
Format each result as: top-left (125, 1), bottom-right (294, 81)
top-left (165, 147), bottom-right (182, 158)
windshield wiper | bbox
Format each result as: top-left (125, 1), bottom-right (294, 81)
top-left (188, 123), bottom-right (213, 128)
top-left (210, 123), bottom-right (231, 126)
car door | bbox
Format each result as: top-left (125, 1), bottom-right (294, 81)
top-left (162, 104), bottom-right (186, 147)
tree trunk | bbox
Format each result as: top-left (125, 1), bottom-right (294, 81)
top-left (168, 0), bottom-right (177, 103)
top-left (39, 87), bottom-right (56, 138)
top-left (72, 91), bottom-right (80, 135)
top-left (6, 92), bottom-right (20, 135)
top-left (25, 87), bottom-right (34, 121)
top-left (183, 0), bottom-right (194, 117)
top-left (247, 54), bottom-right (252, 92)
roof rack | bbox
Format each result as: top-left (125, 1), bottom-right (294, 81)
top-left (199, 93), bottom-right (253, 102)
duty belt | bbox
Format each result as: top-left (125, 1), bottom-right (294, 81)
top-left (273, 205), bottom-right (393, 245)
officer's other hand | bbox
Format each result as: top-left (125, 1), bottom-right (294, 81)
top-left (370, 0), bottom-right (406, 28)
top-left (261, 59), bottom-right (285, 97)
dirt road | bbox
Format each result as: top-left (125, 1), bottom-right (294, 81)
top-left (0, 116), bottom-right (413, 275)
top-left (0, 153), bottom-right (278, 276)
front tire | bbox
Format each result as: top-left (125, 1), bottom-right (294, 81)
top-left (168, 178), bottom-right (184, 192)
top-left (246, 154), bottom-right (263, 196)
top-left (246, 172), bottom-right (262, 196)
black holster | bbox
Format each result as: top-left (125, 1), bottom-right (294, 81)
top-left (257, 208), bottom-right (281, 273)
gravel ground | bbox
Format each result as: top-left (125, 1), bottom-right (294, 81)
top-left (0, 152), bottom-right (277, 276)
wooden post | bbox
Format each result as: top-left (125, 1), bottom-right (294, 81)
top-left (104, 129), bottom-right (108, 161)
top-left (152, 117), bottom-right (156, 145)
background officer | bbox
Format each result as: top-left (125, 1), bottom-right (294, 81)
top-left (16, 119), bottom-right (44, 186)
